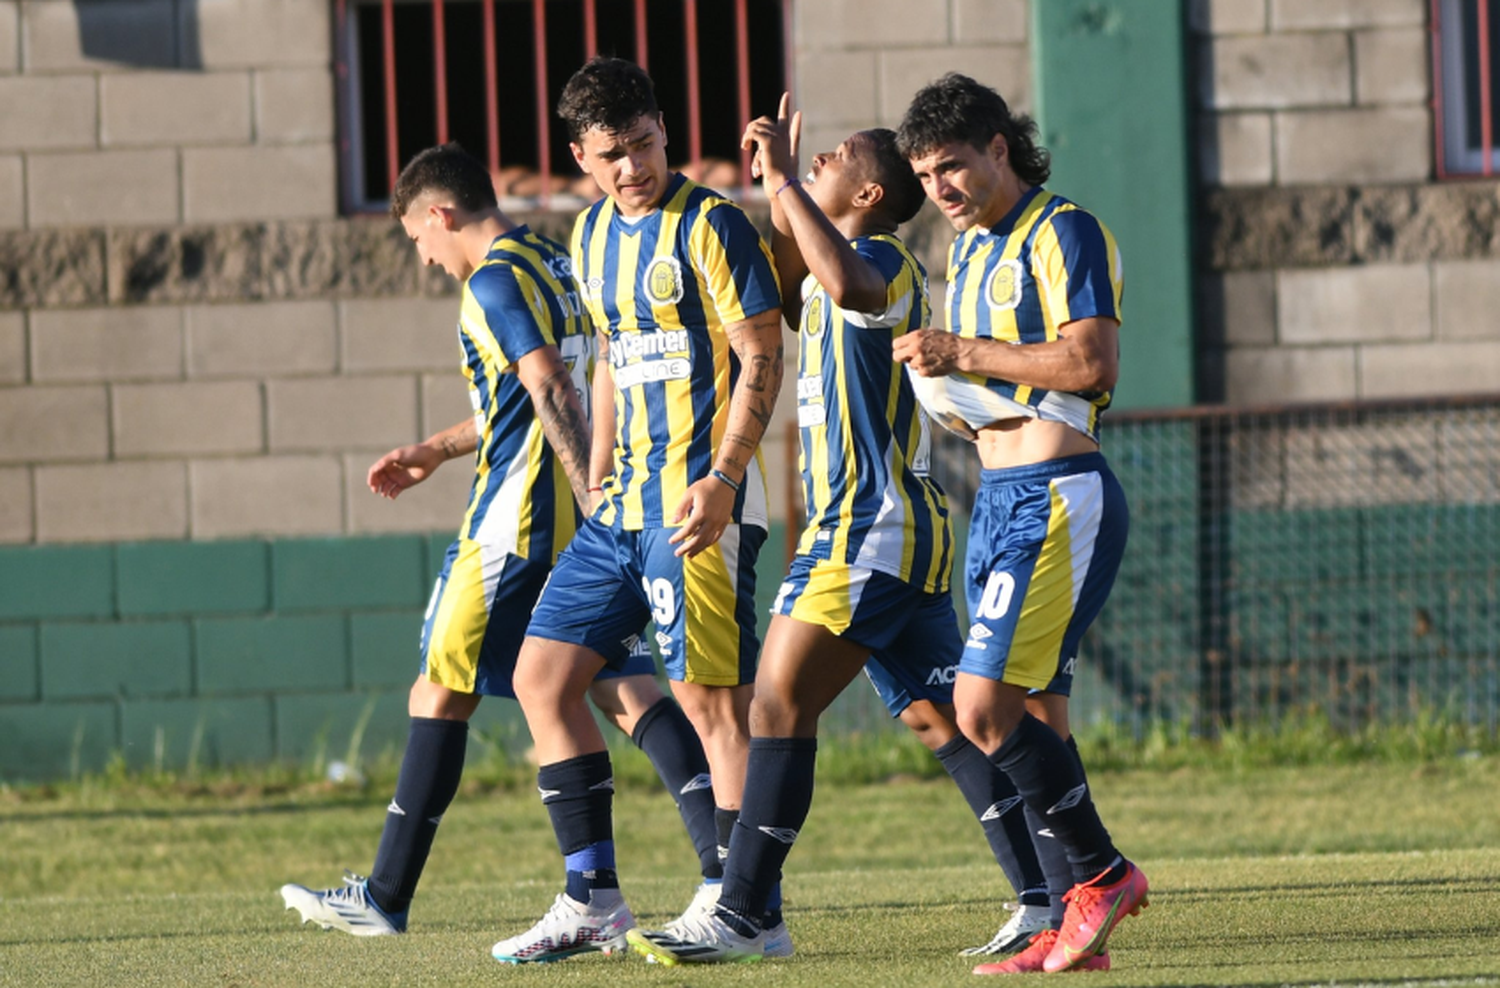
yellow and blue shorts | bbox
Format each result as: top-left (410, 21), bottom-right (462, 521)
top-left (420, 537), bottom-right (654, 697)
top-left (526, 517), bottom-right (766, 687)
top-left (958, 452), bottom-right (1128, 696)
top-left (770, 549), bottom-right (963, 716)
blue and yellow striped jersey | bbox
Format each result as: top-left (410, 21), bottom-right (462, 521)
top-left (796, 234), bottom-right (953, 593)
top-left (943, 187), bottom-right (1123, 443)
top-left (456, 225), bottom-right (591, 561)
top-left (571, 172), bottom-right (781, 531)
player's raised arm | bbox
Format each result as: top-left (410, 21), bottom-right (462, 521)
top-left (366, 417), bottom-right (476, 500)
top-left (515, 343), bottom-right (594, 513)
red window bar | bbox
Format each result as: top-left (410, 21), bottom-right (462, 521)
top-left (335, 0), bottom-right (784, 211)
top-left (1433, 0), bottom-right (1497, 178)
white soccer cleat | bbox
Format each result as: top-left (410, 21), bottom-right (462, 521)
top-left (280, 871), bottom-right (407, 937)
top-left (626, 909), bottom-right (765, 965)
top-left (664, 880), bottom-right (723, 938)
top-left (959, 902), bottom-right (1051, 956)
top-left (762, 918), bottom-right (795, 958)
top-left (490, 892), bottom-right (635, 964)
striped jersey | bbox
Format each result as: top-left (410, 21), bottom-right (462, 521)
top-left (942, 186), bottom-right (1123, 442)
top-left (455, 226), bottom-right (591, 561)
top-left (571, 172), bottom-right (781, 531)
top-left (796, 234), bottom-right (953, 593)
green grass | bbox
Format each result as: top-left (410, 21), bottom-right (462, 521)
top-left (4, 751), bottom-right (1500, 987)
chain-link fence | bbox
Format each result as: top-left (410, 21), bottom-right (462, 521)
top-left (823, 396), bottom-right (1500, 738)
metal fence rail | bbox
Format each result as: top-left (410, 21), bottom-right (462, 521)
top-left (825, 396), bottom-right (1500, 739)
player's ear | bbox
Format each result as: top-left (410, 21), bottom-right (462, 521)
top-left (569, 142), bottom-right (588, 173)
top-left (989, 132), bottom-right (1008, 165)
top-left (656, 113), bottom-right (668, 150)
top-left (853, 181), bottom-right (884, 211)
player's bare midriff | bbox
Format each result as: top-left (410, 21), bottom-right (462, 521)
top-left (975, 415), bottom-right (1099, 471)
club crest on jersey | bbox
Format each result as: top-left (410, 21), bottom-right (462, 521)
top-left (802, 294), bottom-right (825, 337)
top-left (987, 259), bottom-right (1024, 311)
top-left (643, 256), bottom-right (684, 305)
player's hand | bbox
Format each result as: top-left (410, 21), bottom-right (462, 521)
top-left (740, 92), bottom-right (801, 188)
top-left (668, 475), bottom-right (738, 558)
top-left (893, 328), bottom-right (967, 377)
top-left (366, 443), bottom-right (445, 499)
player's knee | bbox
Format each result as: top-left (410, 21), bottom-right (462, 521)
top-left (748, 689), bottom-right (813, 737)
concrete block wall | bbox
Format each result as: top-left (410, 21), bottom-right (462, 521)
top-left (1191, 0), bottom-right (1500, 405)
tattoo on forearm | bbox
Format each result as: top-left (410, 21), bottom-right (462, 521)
top-left (441, 435), bottom-right (461, 459)
top-left (535, 370), bottom-right (592, 509)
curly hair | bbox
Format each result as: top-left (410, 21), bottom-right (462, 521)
top-left (558, 56), bottom-right (660, 143)
top-left (389, 143), bottom-right (496, 219)
top-left (895, 73), bottom-right (1050, 186)
top-left (861, 128), bottom-right (925, 226)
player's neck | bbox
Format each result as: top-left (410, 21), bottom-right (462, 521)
top-left (840, 209), bottom-right (896, 241)
top-left (975, 178), bottom-right (1033, 231)
top-left (461, 210), bottom-right (518, 268)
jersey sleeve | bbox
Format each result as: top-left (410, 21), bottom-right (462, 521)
top-left (1031, 208), bottom-right (1123, 332)
top-left (688, 200), bottom-right (782, 323)
top-left (462, 263), bottom-right (557, 372)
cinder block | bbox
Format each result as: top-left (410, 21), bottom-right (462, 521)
top-left (0, 310), bottom-right (21, 382)
top-left (1276, 107), bottom-right (1430, 183)
top-left (0, 2), bottom-right (16, 74)
top-left (255, 68), bottom-right (334, 143)
top-left (1223, 346), bottom-right (1358, 404)
top-left (30, 306), bottom-right (183, 383)
top-left (186, 0), bottom-right (330, 69)
top-left (1354, 28), bottom-right (1428, 105)
top-left (267, 376), bottom-right (419, 453)
top-left (1276, 265), bottom-right (1431, 344)
top-left (0, 155), bottom-right (20, 228)
top-left (113, 381), bottom-right (263, 457)
top-left (0, 467), bottom-right (32, 543)
top-left (796, 0), bottom-right (948, 48)
top-left (1361, 342), bottom-right (1500, 399)
top-left (1220, 270), bottom-right (1277, 346)
top-left (187, 300), bottom-right (337, 378)
top-left (182, 144), bottom-right (336, 222)
top-left (880, 46), bottom-right (1030, 124)
top-left (40, 619), bottom-right (192, 698)
top-left (101, 71), bottom-right (252, 146)
top-left (952, 0), bottom-right (1026, 43)
top-left (117, 538), bottom-right (270, 616)
top-left (119, 696), bottom-right (274, 770)
top-left (1434, 260), bottom-right (1500, 342)
top-left (340, 297), bottom-right (462, 373)
top-left (272, 534), bottom-right (427, 612)
top-left (0, 700), bottom-right (118, 781)
top-left (0, 544), bottom-right (114, 619)
top-left (346, 449), bottom-right (472, 535)
top-left (1189, 0), bottom-right (1268, 34)
top-left (793, 51), bottom-right (879, 130)
top-left (420, 372), bottom-right (473, 437)
top-left (35, 461), bottom-right (189, 543)
top-left (274, 690), bottom-right (408, 763)
top-left (0, 76), bottom-right (97, 151)
top-left (1270, 0), bottom-right (1425, 30)
top-left (190, 455), bottom-right (343, 538)
top-left (351, 611), bottom-right (421, 688)
top-left (0, 385), bottom-right (108, 464)
top-left (21, 0), bottom-right (175, 72)
top-left (28, 149), bottom-right (180, 227)
top-left (0, 624), bottom-right (38, 700)
top-left (1199, 111), bottom-right (1273, 187)
top-left (195, 614), bottom-right (347, 693)
top-left (1202, 34), bottom-right (1351, 110)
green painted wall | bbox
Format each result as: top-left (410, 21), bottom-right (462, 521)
top-left (1031, 0), bottom-right (1196, 409)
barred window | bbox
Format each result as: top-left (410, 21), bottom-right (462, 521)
top-left (334, 0), bottom-right (789, 213)
top-left (1435, 0), bottom-right (1500, 177)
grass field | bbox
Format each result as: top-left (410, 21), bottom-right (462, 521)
top-left (4, 751), bottom-right (1500, 987)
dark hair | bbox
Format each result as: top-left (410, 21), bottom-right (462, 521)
top-left (861, 128), bottom-right (925, 225)
top-left (389, 142), bottom-right (497, 219)
top-left (558, 56), bottom-right (660, 143)
top-left (895, 73), bottom-right (1050, 186)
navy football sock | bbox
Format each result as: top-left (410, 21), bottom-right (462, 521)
top-left (934, 733), bottom-right (1049, 906)
top-left (538, 752), bottom-right (618, 901)
top-left (631, 698), bottom-right (719, 879)
top-left (715, 806), bottom-right (739, 874)
top-left (367, 717), bottom-right (468, 914)
top-left (718, 737), bottom-right (817, 936)
top-left (989, 713), bottom-right (1118, 884)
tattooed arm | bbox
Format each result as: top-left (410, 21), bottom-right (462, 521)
top-left (516, 343), bottom-right (594, 514)
top-left (366, 417), bottom-right (477, 500)
top-left (668, 307), bottom-right (785, 557)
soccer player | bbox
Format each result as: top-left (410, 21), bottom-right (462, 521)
top-left (892, 73), bottom-right (1149, 974)
top-left (278, 143), bottom-right (721, 937)
top-left (487, 57), bottom-right (786, 963)
top-left (624, 95), bottom-right (1050, 965)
